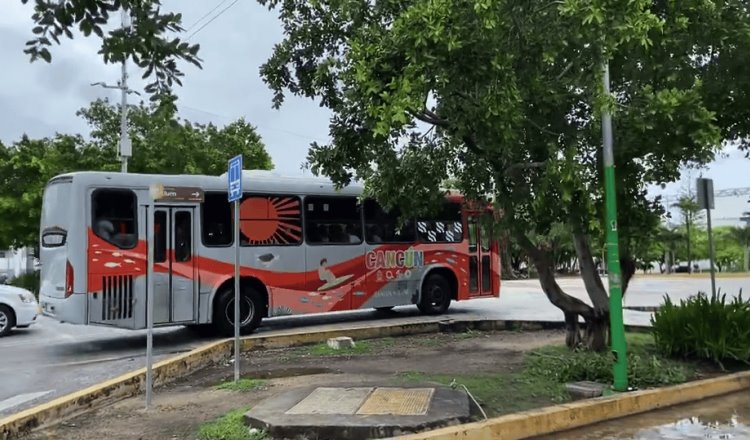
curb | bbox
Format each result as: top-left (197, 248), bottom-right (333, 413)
top-left (392, 370), bottom-right (750, 440)
top-left (0, 318), bottom-right (650, 439)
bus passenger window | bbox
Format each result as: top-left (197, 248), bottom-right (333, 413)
top-left (417, 202), bottom-right (463, 243)
top-left (305, 196), bottom-right (362, 245)
top-left (174, 211), bottom-right (191, 261)
top-left (364, 199), bottom-right (415, 243)
top-left (202, 193), bottom-right (232, 246)
top-left (92, 189), bottom-right (137, 249)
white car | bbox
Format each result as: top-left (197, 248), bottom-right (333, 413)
top-left (0, 284), bottom-right (41, 337)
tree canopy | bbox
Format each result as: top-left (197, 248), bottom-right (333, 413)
top-left (21, 0), bottom-right (201, 100)
top-left (256, 0), bottom-right (749, 349)
top-left (0, 98), bottom-right (273, 249)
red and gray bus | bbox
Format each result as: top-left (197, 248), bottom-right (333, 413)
top-left (38, 170), bottom-right (500, 336)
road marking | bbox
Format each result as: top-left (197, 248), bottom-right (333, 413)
top-left (0, 390), bottom-right (54, 413)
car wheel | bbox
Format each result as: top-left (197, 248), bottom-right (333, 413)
top-left (0, 304), bottom-right (15, 337)
top-left (212, 284), bottom-right (264, 337)
top-left (417, 274), bottom-right (452, 315)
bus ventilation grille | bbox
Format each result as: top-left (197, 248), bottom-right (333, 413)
top-left (101, 275), bottom-right (134, 321)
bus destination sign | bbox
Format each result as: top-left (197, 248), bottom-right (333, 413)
top-left (150, 184), bottom-right (205, 203)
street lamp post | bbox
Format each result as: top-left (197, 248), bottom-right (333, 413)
top-left (601, 61), bottom-right (628, 392)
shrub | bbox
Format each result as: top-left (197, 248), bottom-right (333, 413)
top-left (10, 271), bottom-right (40, 298)
top-left (524, 345), bottom-right (690, 389)
top-left (651, 290), bottom-right (750, 368)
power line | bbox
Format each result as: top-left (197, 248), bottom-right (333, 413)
top-left (186, 0), bottom-right (240, 41)
top-left (185, 0), bottom-right (232, 32)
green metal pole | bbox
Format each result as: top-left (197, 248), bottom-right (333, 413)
top-left (601, 61), bottom-right (628, 392)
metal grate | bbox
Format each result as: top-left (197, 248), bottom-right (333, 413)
top-left (101, 275), bottom-right (133, 321)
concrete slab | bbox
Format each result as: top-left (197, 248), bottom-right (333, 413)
top-left (285, 387), bottom-right (372, 415)
top-left (245, 384), bottom-right (471, 439)
top-left (327, 336), bottom-right (356, 349)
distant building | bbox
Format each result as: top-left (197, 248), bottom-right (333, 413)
top-left (0, 247), bottom-right (37, 282)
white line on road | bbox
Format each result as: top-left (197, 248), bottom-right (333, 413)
top-left (0, 390), bottom-right (54, 413)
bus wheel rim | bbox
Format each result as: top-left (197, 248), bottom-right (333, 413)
top-left (0, 311), bottom-right (7, 332)
top-left (429, 285), bottom-right (445, 306)
top-left (225, 297), bottom-right (255, 326)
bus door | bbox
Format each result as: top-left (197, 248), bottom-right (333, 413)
top-left (467, 214), bottom-right (494, 296)
top-left (152, 206), bottom-right (198, 324)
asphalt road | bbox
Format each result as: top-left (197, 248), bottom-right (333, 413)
top-left (1, 275), bottom-right (748, 418)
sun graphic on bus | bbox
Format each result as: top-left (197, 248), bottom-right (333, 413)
top-left (240, 196), bottom-right (302, 245)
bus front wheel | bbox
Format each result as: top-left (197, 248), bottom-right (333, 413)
top-left (212, 284), bottom-right (263, 337)
top-left (417, 274), bottom-right (451, 315)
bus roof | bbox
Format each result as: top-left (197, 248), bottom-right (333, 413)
top-left (46, 170), bottom-right (364, 197)
top-left (46, 170), bottom-right (481, 203)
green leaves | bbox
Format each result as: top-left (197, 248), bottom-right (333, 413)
top-left (652, 291), bottom-right (750, 368)
top-left (20, 0), bottom-right (202, 100)
top-left (0, 98), bottom-right (273, 249)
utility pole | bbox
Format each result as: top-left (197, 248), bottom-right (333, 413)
top-left (601, 61), bottom-right (628, 393)
top-left (91, 8), bottom-right (136, 172)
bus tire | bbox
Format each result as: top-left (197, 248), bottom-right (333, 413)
top-left (417, 274), bottom-right (451, 315)
top-left (212, 284), bottom-right (263, 337)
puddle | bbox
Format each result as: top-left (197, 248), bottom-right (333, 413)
top-left (538, 391), bottom-right (750, 439)
top-left (244, 367), bottom-right (334, 379)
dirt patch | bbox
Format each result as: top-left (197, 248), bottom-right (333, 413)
top-left (23, 329), bottom-right (566, 440)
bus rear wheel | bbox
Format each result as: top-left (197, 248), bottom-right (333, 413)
top-left (212, 284), bottom-right (263, 337)
top-left (417, 274), bottom-right (452, 315)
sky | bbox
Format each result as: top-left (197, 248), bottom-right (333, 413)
top-left (0, 1), bottom-right (748, 223)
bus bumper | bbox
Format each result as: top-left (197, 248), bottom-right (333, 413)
top-left (40, 293), bottom-right (87, 325)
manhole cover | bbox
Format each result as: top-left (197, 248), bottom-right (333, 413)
top-left (285, 387), bottom-right (372, 415)
top-left (356, 387), bottom-right (434, 415)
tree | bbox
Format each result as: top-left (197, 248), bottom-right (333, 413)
top-left (78, 97), bottom-right (273, 174)
top-left (256, 0), bottom-right (746, 350)
top-left (0, 98), bottom-right (273, 249)
top-left (20, 0), bottom-right (201, 101)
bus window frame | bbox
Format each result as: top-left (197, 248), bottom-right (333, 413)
top-left (90, 187), bottom-right (139, 250)
top-left (363, 198), bottom-right (416, 245)
top-left (304, 195), bottom-right (364, 246)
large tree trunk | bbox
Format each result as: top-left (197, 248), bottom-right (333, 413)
top-left (572, 232), bottom-right (610, 351)
top-left (514, 231), bottom-right (599, 350)
top-left (500, 234), bottom-right (517, 280)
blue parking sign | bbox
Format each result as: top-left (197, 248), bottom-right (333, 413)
top-left (228, 155), bottom-right (243, 202)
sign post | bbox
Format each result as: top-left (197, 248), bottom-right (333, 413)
top-left (697, 177), bottom-right (716, 297)
top-left (228, 155), bottom-right (243, 382)
top-left (145, 190), bottom-right (156, 409)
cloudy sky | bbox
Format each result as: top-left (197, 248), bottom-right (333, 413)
top-left (1, 1), bottom-right (748, 221)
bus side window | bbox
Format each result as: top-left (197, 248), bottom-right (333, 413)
top-left (305, 196), bottom-right (362, 245)
top-left (92, 189), bottom-right (137, 249)
top-left (363, 199), bottom-right (415, 243)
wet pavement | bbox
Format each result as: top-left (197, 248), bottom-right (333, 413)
top-left (541, 391), bottom-right (750, 439)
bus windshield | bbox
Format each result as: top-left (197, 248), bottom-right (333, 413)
top-left (40, 178), bottom-right (73, 247)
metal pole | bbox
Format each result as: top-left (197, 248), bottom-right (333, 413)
top-left (234, 200), bottom-right (241, 381)
top-left (119, 8), bottom-right (131, 173)
top-left (601, 61), bottom-right (628, 392)
top-left (706, 206), bottom-right (716, 296)
top-left (145, 204), bottom-right (154, 408)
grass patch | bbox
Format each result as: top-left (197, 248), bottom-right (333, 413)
top-left (398, 371), bottom-right (566, 416)
top-left (216, 378), bottom-right (267, 392)
top-left (524, 332), bottom-right (698, 389)
top-left (197, 408), bottom-right (266, 440)
top-left (307, 340), bottom-right (371, 356)
top-left (398, 332), bottom-right (705, 418)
